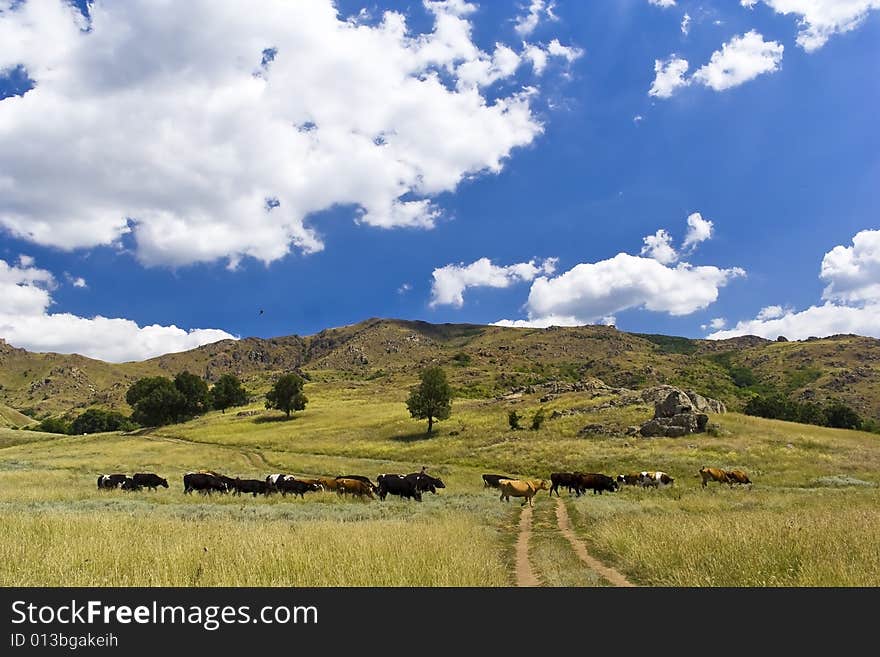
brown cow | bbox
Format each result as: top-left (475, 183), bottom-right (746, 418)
top-left (699, 466), bottom-right (729, 488)
top-left (336, 478), bottom-right (375, 499)
top-left (616, 472), bottom-right (642, 487)
top-left (725, 469), bottom-right (752, 487)
top-left (498, 479), bottom-right (549, 507)
top-left (316, 476), bottom-right (341, 492)
top-left (638, 471), bottom-right (674, 488)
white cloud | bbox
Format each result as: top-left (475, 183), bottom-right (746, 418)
top-left (757, 305), bottom-right (785, 320)
top-left (398, 282), bottom-right (412, 294)
top-left (514, 0), bottom-right (557, 37)
top-left (546, 38), bottom-right (583, 63)
top-left (430, 257), bottom-right (557, 308)
top-left (681, 13), bottom-right (692, 35)
top-left (710, 229), bottom-right (880, 341)
top-left (18, 254), bottom-right (35, 268)
top-left (701, 317), bottom-right (727, 330)
top-left (820, 229), bottom-right (880, 304)
top-left (649, 56), bottom-right (690, 98)
top-left (0, 0), bottom-right (576, 268)
top-left (633, 114), bottom-right (644, 123)
top-left (709, 303), bottom-right (880, 340)
top-left (745, 1), bottom-right (880, 51)
top-left (64, 273), bottom-right (87, 288)
top-left (682, 212), bottom-right (714, 251)
top-left (0, 257), bottom-right (234, 362)
top-left (641, 229), bottom-right (678, 265)
top-left (648, 0), bottom-right (677, 7)
top-left (691, 31), bottom-right (783, 92)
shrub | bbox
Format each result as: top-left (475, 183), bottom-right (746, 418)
top-left (531, 407), bottom-right (546, 431)
top-left (508, 410), bottom-right (522, 431)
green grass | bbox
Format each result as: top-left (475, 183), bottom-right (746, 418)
top-left (2, 372), bottom-right (879, 586)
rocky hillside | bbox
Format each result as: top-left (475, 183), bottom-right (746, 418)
top-left (1, 319), bottom-right (879, 422)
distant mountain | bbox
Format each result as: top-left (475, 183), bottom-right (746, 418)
top-left (2, 318), bottom-right (879, 422)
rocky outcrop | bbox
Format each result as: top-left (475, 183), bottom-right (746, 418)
top-left (685, 390), bottom-right (726, 414)
top-left (639, 388), bottom-right (712, 438)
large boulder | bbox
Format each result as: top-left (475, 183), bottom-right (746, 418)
top-left (685, 390), bottom-right (726, 414)
top-left (655, 389), bottom-right (696, 418)
top-left (639, 390), bottom-right (712, 437)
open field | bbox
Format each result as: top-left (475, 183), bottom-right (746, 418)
top-left (2, 376), bottom-right (879, 587)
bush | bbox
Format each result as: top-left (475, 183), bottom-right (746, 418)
top-left (508, 410), bottom-right (522, 431)
top-left (451, 352), bottom-right (472, 367)
top-left (530, 407), bottom-right (546, 431)
top-left (34, 417), bottom-right (70, 435)
top-left (70, 408), bottom-right (137, 435)
top-left (744, 393), bottom-right (863, 431)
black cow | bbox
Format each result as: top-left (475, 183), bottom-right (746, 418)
top-left (277, 478), bottom-right (321, 498)
top-left (377, 474), bottom-right (422, 501)
top-left (406, 472), bottom-right (445, 494)
top-left (482, 474), bottom-right (516, 489)
top-left (183, 472), bottom-right (228, 495)
top-left (575, 473), bottom-right (619, 495)
top-left (232, 478), bottom-right (270, 496)
top-left (97, 473), bottom-right (127, 489)
top-left (549, 472), bottom-right (580, 497)
top-left (132, 473), bottom-right (168, 490)
top-left (120, 476), bottom-right (140, 491)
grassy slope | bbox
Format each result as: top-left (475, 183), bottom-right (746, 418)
top-left (2, 320), bottom-right (880, 422)
top-left (1, 374), bottom-right (878, 586)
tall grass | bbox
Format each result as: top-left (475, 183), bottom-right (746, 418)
top-left (0, 511), bottom-right (508, 587)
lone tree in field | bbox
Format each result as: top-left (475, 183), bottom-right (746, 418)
top-left (126, 376), bottom-right (185, 426)
top-left (265, 373), bottom-right (308, 418)
top-left (210, 374), bottom-right (249, 413)
top-left (174, 371), bottom-right (210, 418)
top-left (406, 366), bottom-right (453, 434)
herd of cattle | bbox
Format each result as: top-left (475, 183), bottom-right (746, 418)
top-left (97, 469), bottom-right (445, 501)
top-left (480, 466), bottom-right (752, 506)
top-left (96, 465), bottom-right (750, 506)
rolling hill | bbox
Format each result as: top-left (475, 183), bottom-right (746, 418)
top-left (1, 318), bottom-right (879, 423)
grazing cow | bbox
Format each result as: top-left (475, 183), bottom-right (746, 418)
top-left (616, 473), bottom-right (642, 487)
top-left (498, 479), bottom-right (549, 506)
top-left (725, 469), bottom-right (752, 487)
top-left (316, 477), bottom-right (341, 492)
top-left (233, 478), bottom-right (270, 496)
top-left (295, 477), bottom-right (325, 490)
top-left (132, 473), bottom-right (168, 490)
top-left (482, 474), bottom-right (516, 489)
top-left (277, 478), bottom-right (322, 498)
top-left (97, 473), bottom-right (127, 489)
top-left (574, 473), bottom-right (619, 495)
top-left (336, 475), bottom-right (378, 493)
top-left (699, 466), bottom-right (729, 488)
top-left (376, 474), bottom-right (422, 501)
top-left (183, 472), bottom-right (228, 495)
top-left (266, 474), bottom-right (292, 491)
top-left (549, 472), bottom-right (582, 497)
top-left (120, 476), bottom-right (141, 491)
top-left (406, 472), bottom-right (445, 495)
top-left (336, 478), bottom-right (375, 499)
top-left (638, 471), bottom-right (674, 489)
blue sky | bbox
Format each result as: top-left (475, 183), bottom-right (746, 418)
top-left (0, 0), bottom-right (878, 361)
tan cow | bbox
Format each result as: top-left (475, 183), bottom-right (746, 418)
top-left (498, 479), bottom-right (549, 507)
top-left (725, 469), bottom-right (752, 487)
top-left (699, 466), bottom-right (729, 488)
top-left (336, 478), bottom-right (375, 499)
top-left (316, 476), bottom-right (340, 492)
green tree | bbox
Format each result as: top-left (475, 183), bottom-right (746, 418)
top-left (174, 371), bottom-right (210, 418)
top-left (70, 408), bottom-right (137, 434)
top-left (265, 373), bottom-right (308, 418)
top-left (126, 376), bottom-right (185, 426)
top-left (824, 401), bottom-right (862, 430)
top-left (530, 407), bottom-right (546, 431)
top-left (210, 374), bottom-right (249, 412)
top-left (508, 410), bottom-right (522, 431)
top-left (406, 366), bottom-right (452, 434)
top-left (35, 416), bottom-right (70, 435)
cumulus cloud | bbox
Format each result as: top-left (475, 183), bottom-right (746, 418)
top-left (701, 317), bottom-right (727, 331)
top-left (430, 257), bottom-right (557, 308)
top-left (744, 1), bottom-right (880, 51)
top-left (649, 56), bottom-right (690, 98)
top-left (648, 0), bottom-right (677, 7)
top-left (64, 273), bottom-right (88, 288)
top-left (691, 31), bottom-right (783, 91)
top-left (820, 229), bottom-right (880, 304)
top-left (682, 212), bottom-right (714, 251)
top-left (652, 31), bottom-right (783, 98)
top-left (0, 0), bottom-right (577, 269)
top-left (641, 229), bottom-right (678, 265)
top-left (681, 13), bottom-right (692, 35)
top-left (710, 229), bottom-right (880, 340)
top-left (514, 0), bottom-right (557, 37)
top-left (0, 257), bottom-right (234, 361)
top-left (397, 282), bottom-right (412, 295)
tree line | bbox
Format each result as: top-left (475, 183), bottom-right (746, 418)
top-left (743, 393), bottom-right (868, 431)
